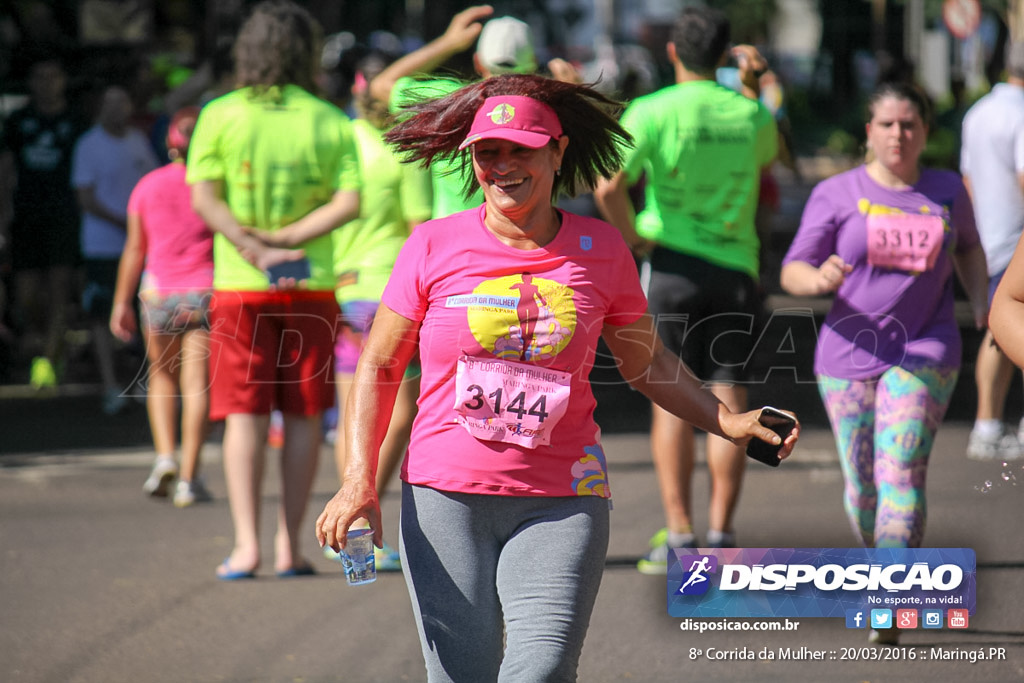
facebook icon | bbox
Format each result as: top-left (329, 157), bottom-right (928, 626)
top-left (845, 609), bottom-right (866, 629)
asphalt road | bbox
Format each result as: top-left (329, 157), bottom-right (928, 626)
top-left (1, 407), bottom-right (1022, 682)
top-left (1, 166), bottom-right (1021, 681)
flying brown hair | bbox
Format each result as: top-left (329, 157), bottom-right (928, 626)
top-left (384, 73), bottom-right (633, 200)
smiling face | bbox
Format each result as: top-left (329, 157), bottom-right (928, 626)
top-left (471, 137), bottom-right (569, 222)
top-left (865, 96), bottom-right (928, 175)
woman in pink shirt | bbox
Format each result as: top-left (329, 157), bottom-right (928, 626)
top-left (315, 74), bottom-right (800, 681)
top-left (110, 107), bottom-right (214, 507)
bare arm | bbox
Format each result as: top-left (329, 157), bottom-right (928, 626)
top-left (780, 255), bottom-right (852, 297)
top-left (247, 189), bottom-right (360, 248)
top-left (990, 234), bottom-right (1024, 365)
top-left (953, 180), bottom-right (990, 329)
top-left (369, 4), bottom-right (494, 106)
top-left (109, 210), bottom-right (148, 341)
top-left (190, 180), bottom-right (305, 272)
top-left (952, 244), bottom-right (990, 330)
top-left (76, 186), bottom-right (127, 231)
top-left (316, 305), bottom-right (421, 551)
top-left (547, 58), bottom-right (582, 84)
top-left (732, 45), bottom-right (767, 100)
top-left (593, 171), bottom-right (652, 257)
top-left (602, 313), bottom-right (800, 453)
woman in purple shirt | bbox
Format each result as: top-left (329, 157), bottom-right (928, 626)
top-left (780, 81), bottom-right (988, 644)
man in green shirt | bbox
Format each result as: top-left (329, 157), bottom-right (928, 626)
top-left (595, 6), bottom-right (777, 573)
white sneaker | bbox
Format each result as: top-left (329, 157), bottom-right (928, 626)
top-left (966, 427), bottom-right (1023, 461)
top-left (173, 478), bottom-right (213, 507)
top-left (143, 458), bottom-right (178, 497)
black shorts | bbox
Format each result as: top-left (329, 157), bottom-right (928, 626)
top-left (645, 247), bottom-right (761, 384)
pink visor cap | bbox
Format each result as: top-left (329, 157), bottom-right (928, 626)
top-left (459, 96), bottom-right (563, 150)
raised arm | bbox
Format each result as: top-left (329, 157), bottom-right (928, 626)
top-left (369, 4), bottom-right (494, 106)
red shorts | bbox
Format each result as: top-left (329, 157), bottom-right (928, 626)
top-left (207, 290), bottom-right (339, 420)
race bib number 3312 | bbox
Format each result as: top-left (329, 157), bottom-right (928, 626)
top-left (866, 213), bottom-right (944, 272)
top-left (454, 355), bottom-right (571, 449)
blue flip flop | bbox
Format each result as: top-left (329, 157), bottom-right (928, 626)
top-left (217, 558), bottom-right (256, 581)
top-left (276, 564), bottom-right (316, 578)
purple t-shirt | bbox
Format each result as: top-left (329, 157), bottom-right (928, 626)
top-left (383, 206), bottom-right (647, 497)
top-left (782, 165), bottom-right (979, 379)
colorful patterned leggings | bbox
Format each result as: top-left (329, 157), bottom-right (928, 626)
top-left (817, 362), bottom-right (958, 548)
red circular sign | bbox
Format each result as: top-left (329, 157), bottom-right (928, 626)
top-left (943, 0), bottom-right (981, 40)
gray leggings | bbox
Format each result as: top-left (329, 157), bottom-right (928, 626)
top-left (399, 483), bottom-right (610, 683)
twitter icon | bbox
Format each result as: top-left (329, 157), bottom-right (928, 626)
top-left (870, 609), bottom-right (892, 629)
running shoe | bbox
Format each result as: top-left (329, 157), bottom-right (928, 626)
top-left (173, 478), bottom-right (213, 507)
top-left (30, 356), bottom-right (57, 389)
top-left (637, 528), bottom-right (698, 575)
top-left (966, 426), bottom-right (1022, 461)
top-left (143, 457), bottom-right (178, 497)
top-left (705, 530), bottom-right (736, 548)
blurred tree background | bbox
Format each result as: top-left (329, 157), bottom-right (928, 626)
top-left (4, 0), bottom-right (1024, 168)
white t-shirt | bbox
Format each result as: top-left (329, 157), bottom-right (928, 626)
top-left (72, 124), bottom-right (158, 258)
top-left (961, 82), bottom-right (1024, 276)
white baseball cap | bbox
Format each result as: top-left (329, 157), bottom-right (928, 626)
top-left (476, 17), bottom-right (537, 75)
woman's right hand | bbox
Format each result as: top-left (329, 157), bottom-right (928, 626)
top-left (109, 302), bottom-right (137, 342)
top-left (315, 478), bottom-right (382, 552)
top-left (816, 254), bottom-right (852, 294)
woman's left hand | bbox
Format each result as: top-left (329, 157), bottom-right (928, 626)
top-left (721, 408), bottom-right (801, 461)
top-left (315, 478), bottom-right (383, 552)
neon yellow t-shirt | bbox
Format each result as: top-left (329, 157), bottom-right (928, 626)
top-left (332, 118), bottom-right (432, 303)
top-left (186, 85), bottom-right (361, 290)
top-left (390, 76), bottom-right (483, 218)
top-left (619, 80), bottom-right (777, 278)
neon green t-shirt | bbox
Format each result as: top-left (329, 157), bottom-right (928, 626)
top-left (332, 118), bottom-right (432, 303)
top-left (390, 76), bottom-right (483, 218)
top-left (186, 85), bottom-right (361, 290)
top-left (619, 80), bottom-right (777, 278)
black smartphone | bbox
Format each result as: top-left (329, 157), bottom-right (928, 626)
top-left (746, 406), bottom-right (795, 467)
top-left (265, 257), bottom-right (311, 284)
